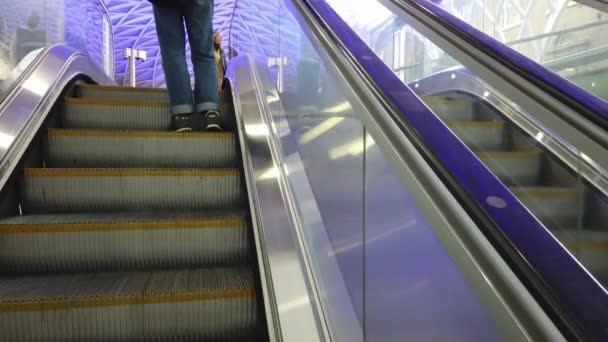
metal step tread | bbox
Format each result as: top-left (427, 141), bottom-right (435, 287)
top-left (0, 211), bottom-right (246, 233)
top-left (422, 95), bottom-right (472, 107)
top-left (511, 186), bottom-right (580, 198)
top-left (446, 120), bottom-right (504, 128)
top-left (445, 120), bottom-right (506, 151)
top-left (75, 84), bottom-right (169, 102)
top-left (46, 129), bottom-right (237, 168)
top-left (24, 167), bottom-right (240, 177)
top-left (78, 84), bottom-right (167, 94)
top-left (554, 230), bottom-right (608, 250)
top-left (63, 96), bottom-right (172, 130)
top-left (0, 267), bottom-right (254, 311)
top-left (476, 150), bottom-right (541, 159)
top-left (48, 128), bottom-right (233, 139)
top-left (0, 211), bottom-right (251, 273)
top-left (21, 168), bottom-right (243, 213)
top-left (65, 97), bottom-right (168, 107)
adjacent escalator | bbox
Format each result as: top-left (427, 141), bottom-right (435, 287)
top-left (422, 92), bottom-right (608, 284)
top-left (0, 84), bottom-right (264, 340)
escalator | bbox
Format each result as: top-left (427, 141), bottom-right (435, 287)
top-left (421, 91), bottom-right (608, 283)
top-left (0, 84), bottom-right (263, 340)
top-left (0, 0), bottom-right (606, 340)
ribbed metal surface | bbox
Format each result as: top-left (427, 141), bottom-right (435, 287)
top-left (0, 216), bottom-right (250, 274)
top-left (448, 121), bottom-right (505, 151)
top-left (477, 151), bottom-right (541, 186)
top-left (554, 230), bottom-right (608, 282)
top-left (423, 96), bottom-right (475, 121)
top-left (77, 85), bottom-right (169, 102)
top-left (21, 169), bottom-right (243, 213)
top-left (4, 84), bottom-right (261, 340)
top-left (63, 98), bottom-right (171, 130)
top-left (513, 187), bottom-right (582, 230)
top-left (0, 268), bottom-right (257, 341)
top-left (0, 211), bottom-right (245, 225)
top-left (46, 130), bottom-right (238, 168)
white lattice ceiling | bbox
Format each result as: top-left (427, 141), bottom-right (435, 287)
top-left (105, 0), bottom-right (299, 88)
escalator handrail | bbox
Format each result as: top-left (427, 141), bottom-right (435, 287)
top-left (0, 47), bottom-right (50, 105)
top-left (302, 0), bottom-right (608, 340)
top-left (0, 45), bottom-right (114, 192)
top-left (390, 0), bottom-right (608, 132)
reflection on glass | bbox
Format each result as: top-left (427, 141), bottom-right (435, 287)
top-left (225, 1), bottom-right (549, 340)
top-left (327, 0), bottom-right (608, 288)
top-left (0, 0), bottom-right (111, 101)
top-left (329, 0), bottom-right (608, 101)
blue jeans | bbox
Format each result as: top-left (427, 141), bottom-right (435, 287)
top-left (153, 0), bottom-right (219, 115)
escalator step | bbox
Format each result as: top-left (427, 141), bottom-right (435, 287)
top-left (77, 84), bottom-right (169, 102)
top-left (422, 96), bottom-right (475, 121)
top-left (21, 168), bottom-right (243, 214)
top-left (553, 230), bottom-right (608, 282)
top-left (0, 212), bottom-right (249, 274)
top-left (477, 151), bottom-right (541, 185)
top-left (512, 187), bottom-right (582, 230)
top-left (447, 121), bottom-right (505, 151)
top-left (46, 129), bottom-right (237, 168)
top-left (0, 267), bottom-right (257, 341)
top-left (63, 98), bottom-right (170, 130)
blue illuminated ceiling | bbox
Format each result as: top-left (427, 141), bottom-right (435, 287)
top-left (105, 0), bottom-right (296, 88)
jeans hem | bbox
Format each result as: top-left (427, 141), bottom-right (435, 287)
top-left (171, 104), bottom-right (194, 115)
top-left (195, 102), bottom-right (220, 113)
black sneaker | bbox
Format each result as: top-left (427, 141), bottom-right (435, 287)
top-left (171, 114), bottom-right (193, 132)
top-left (204, 110), bottom-right (222, 131)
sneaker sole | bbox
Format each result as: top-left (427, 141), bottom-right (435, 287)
top-left (175, 127), bottom-right (193, 133)
top-left (206, 124), bottom-right (222, 132)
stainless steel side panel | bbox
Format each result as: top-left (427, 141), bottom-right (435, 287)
top-left (227, 54), bottom-right (327, 342)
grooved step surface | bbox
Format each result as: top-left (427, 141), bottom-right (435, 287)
top-left (553, 229), bottom-right (608, 283)
top-left (63, 98), bottom-right (171, 130)
top-left (47, 129), bottom-right (237, 168)
top-left (77, 85), bottom-right (169, 102)
top-left (512, 187), bottom-right (582, 230)
top-left (554, 230), bottom-right (608, 250)
top-left (477, 151), bottom-right (542, 186)
top-left (0, 268), bottom-right (257, 341)
top-left (0, 213), bottom-right (249, 274)
top-left (422, 96), bottom-right (475, 121)
top-left (447, 121), bottom-right (505, 151)
top-left (5, 84), bottom-right (260, 340)
top-left (21, 168), bottom-right (243, 214)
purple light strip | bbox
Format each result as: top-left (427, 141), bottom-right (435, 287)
top-left (302, 0), bottom-right (608, 339)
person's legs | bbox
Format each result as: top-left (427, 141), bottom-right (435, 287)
top-left (184, 0), bottom-right (221, 130)
top-left (153, 5), bottom-right (193, 130)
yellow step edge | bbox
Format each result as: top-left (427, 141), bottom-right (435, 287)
top-left (79, 84), bottom-right (167, 93)
top-left (477, 151), bottom-right (541, 159)
top-left (422, 96), bottom-right (471, 107)
top-left (566, 240), bottom-right (608, 251)
top-left (447, 121), bottom-right (504, 128)
top-left (24, 168), bottom-right (240, 177)
top-left (0, 288), bottom-right (255, 313)
top-left (512, 187), bottom-right (579, 199)
top-left (48, 129), bottom-right (233, 139)
top-left (65, 98), bottom-right (168, 107)
top-left (0, 218), bottom-right (245, 234)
